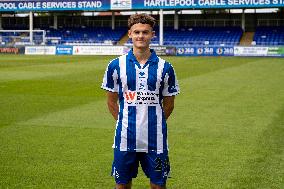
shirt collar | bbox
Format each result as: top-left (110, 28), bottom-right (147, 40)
top-left (128, 48), bottom-right (159, 65)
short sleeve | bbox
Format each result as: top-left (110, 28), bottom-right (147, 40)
top-left (162, 63), bottom-right (180, 96)
top-left (101, 59), bottom-right (119, 92)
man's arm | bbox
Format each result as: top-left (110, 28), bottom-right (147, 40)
top-left (163, 96), bottom-right (175, 120)
top-left (107, 91), bottom-right (119, 120)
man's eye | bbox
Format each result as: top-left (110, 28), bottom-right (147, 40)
top-left (134, 31), bottom-right (140, 34)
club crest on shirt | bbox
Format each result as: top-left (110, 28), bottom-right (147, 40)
top-left (124, 90), bottom-right (159, 105)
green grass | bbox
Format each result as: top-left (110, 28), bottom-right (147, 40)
top-left (0, 55), bottom-right (283, 188)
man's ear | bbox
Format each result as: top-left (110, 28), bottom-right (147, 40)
top-left (128, 30), bottom-right (132, 39)
top-left (152, 31), bottom-right (156, 39)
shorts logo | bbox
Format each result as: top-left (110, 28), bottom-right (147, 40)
top-left (154, 157), bottom-right (162, 171)
top-left (112, 167), bottom-right (120, 178)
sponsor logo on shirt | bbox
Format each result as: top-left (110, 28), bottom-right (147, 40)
top-left (125, 91), bottom-right (137, 102)
top-left (124, 91), bottom-right (159, 105)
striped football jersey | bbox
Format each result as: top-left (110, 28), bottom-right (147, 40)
top-left (101, 49), bottom-right (179, 154)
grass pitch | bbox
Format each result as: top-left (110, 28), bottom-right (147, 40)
top-left (0, 55), bottom-right (283, 188)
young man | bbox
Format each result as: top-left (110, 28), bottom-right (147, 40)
top-left (101, 14), bottom-right (179, 189)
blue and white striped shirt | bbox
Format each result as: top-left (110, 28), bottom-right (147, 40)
top-left (101, 49), bottom-right (179, 154)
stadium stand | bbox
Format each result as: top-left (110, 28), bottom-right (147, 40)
top-left (45, 27), bottom-right (127, 45)
top-left (163, 26), bottom-right (243, 46)
top-left (253, 26), bottom-right (284, 46)
top-left (125, 26), bottom-right (243, 46)
top-left (0, 26), bottom-right (244, 46)
top-left (0, 31), bottom-right (30, 45)
top-left (0, 30), bottom-right (46, 46)
top-left (1, 13), bottom-right (283, 47)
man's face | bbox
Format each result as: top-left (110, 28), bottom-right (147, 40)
top-left (128, 23), bottom-right (155, 49)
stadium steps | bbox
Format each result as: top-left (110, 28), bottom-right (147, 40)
top-left (239, 32), bottom-right (254, 46)
top-left (117, 32), bottom-right (129, 45)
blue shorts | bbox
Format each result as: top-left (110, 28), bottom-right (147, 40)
top-left (111, 149), bottom-right (171, 186)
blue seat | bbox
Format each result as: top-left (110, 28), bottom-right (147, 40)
top-left (254, 27), bottom-right (284, 46)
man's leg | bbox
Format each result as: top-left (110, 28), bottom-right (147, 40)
top-left (140, 152), bottom-right (170, 189)
top-left (112, 150), bottom-right (138, 189)
top-left (150, 182), bottom-right (166, 189)
top-left (115, 181), bottom-right (132, 189)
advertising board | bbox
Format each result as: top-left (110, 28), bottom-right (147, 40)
top-left (73, 46), bottom-right (130, 55)
top-left (25, 46), bottom-right (56, 55)
top-left (0, 0), bottom-right (109, 11)
top-left (267, 47), bottom-right (284, 57)
top-left (137, 0), bottom-right (284, 10)
top-left (176, 46), bottom-right (234, 56)
top-left (56, 45), bottom-right (73, 55)
top-left (0, 47), bottom-right (21, 54)
top-left (0, 0), bottom-right (283, 11)
top-left (234, 46), bottom-right (268, 56)
top-left (151, 46), bottom-right (176, 56)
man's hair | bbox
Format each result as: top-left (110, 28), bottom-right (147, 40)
top-left (128, 13), bottom-right (156, 29)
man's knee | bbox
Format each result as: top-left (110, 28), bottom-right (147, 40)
top-left (116, 182), bottom-right (132, 189)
